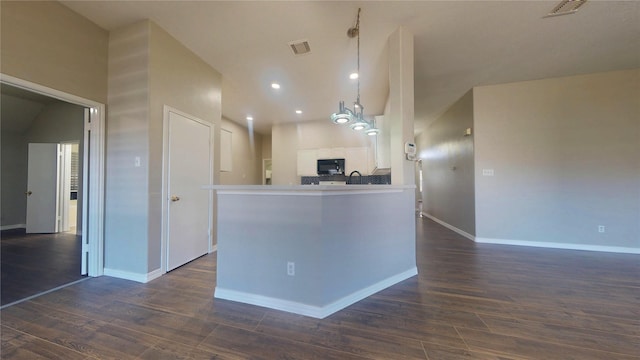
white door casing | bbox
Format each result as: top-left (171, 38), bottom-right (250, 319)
top-left (59, 143), bottom-right (73, 232)
top-left (163, 107), bottom-right (212, 272)
top-left (26, 143), bottom-right (60, 233)
top-left (2, 74), bottom-right (105, 277)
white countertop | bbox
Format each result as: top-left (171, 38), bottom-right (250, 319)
top-left (202, 184), bottom-right (415, 196)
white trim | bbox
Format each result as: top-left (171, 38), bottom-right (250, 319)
top-left (0, 224), bottom-right (26, 231)
top-left (0, 74), bottom-right (103, 108)
top-left (0, 277), bottom-right (90, 310)
top-left (1, 74), bottom-right (105, 277)
top-left (422, 213), bottom-right (475, 241)
top-left (146, 268), bottom-right (163, 282)
top-left (103, 268), bottom-right (163, 283)
top-left (79, 93), bottom-right (106, 277)
top-left (475, 237), bottom-right (640, 254)
top-left (215, 267), bottom-right (418, 319)
top-left (209, 244), bottom-right (217, 253)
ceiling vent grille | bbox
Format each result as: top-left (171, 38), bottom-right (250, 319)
top-left (289, 40), bottom-right (311, 55)
top-left (545, 0), bottom-right (587, 17)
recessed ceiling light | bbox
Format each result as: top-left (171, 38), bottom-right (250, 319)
top-left (295, 110), bottom-right (302, 114)
top-left (349, 72), bottom-right (359, 80)
top-left (271, 83), bottom-right (281, 89)
top-left (246, 116), bottom-right (253, 121)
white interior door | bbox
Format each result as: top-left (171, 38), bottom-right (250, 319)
top-left (166, 110), bottom-right (212, 271)
top-left (26, 143), bottom-right (60, 233)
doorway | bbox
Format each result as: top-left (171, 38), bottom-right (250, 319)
top-left (25, 142), bottom-right (78, 234)
top-left (0, 76), bottom-right (105, 307)
top-left (415, 159), bottom-right (424, 217)
top-left (162, 106), bottom-right (213, 272)
top-left (263, 158), bottom-right (272, 185)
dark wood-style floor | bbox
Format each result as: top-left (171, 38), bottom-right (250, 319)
top-left (1, 229), bottom-right (85, 306)
top-left (1, 218), bottom-right (639, 359)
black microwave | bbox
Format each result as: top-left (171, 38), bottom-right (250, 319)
top-left (317, 158), bottom-right (345, 176)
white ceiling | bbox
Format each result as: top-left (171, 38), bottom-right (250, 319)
top-left (61, 1), bottom-right (639, 135)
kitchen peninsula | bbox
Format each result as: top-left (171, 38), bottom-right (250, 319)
top-left (204, 184), bottom-right (417, 319)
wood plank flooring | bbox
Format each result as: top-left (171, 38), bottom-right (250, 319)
top-left (1, 218), bottom-right (638, 359)
top-left (1, 229), bottom-right (85, 306)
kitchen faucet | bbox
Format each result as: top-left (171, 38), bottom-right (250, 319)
top-left (348, 170), bottom-right (362, 184)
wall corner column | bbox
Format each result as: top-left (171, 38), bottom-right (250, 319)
top-left (388, 26), bottom-right (415, 186)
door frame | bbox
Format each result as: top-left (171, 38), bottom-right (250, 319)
top-left (161, 105), bottom-right (214, 273)
top-left (262, 158), bottom-right (272, 185)
top-left (58, 142), bottom-right (73, 233)
top-left (1, 74), bottom-right (106, 277)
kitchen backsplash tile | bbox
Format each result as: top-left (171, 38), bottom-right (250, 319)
top-left (301, 174), bottom-right (391, 185)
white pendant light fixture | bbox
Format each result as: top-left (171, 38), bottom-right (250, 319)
top-left (330, 100), bottom-right (354, 124)
top-left (330, 8), bottom-right (378, 135)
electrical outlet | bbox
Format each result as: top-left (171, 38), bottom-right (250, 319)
top-left (287, 261), bottom-right (295, 276)
top-left (598, 225), bottom-right (605, 233)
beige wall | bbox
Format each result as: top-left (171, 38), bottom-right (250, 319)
top-left (148, 22), bottom-right (222, 269)
top-left (417, 90), bottom-right (475, 236)
top-left (0, 94), bottom-right (41, 227)
top-left (0, 130), bottom-right (27, 227)
top-left (271, 120), bottom-right (374, 185)
top-left (105, 21), bottom-right (151, 274)
top-left (220, 118), bottom-right (263, 185)
top-left (474, 69), bottom-right (640, 250)
top-left (262, 134), bottom-right (272, 160)
top-left (387, 27), bottom-right (415, 186)
top-left (105, 20), bottom-right (223, 275)
top-left (0, 1), bottom-right (108, 103)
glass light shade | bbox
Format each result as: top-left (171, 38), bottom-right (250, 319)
top-left (331, 112), bottom-right (352, 124)
top-left (365, 128), bottom-right (379, 136)
top-left (331, 101), bottom-right (354, 124)
top-left (350, 121), bottom-right (367, 131)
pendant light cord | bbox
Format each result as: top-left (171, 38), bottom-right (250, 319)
top-left (356, 8), bottom-right (361, 109)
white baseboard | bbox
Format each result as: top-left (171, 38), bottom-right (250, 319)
top-left (320, 267), bottom-right (418, 317)
top-left (215, 267), bottom-right (418, 319)
top-left (421, 214), bottom-right (639, 254)
top-left (421, 213), bottom-right (475, 241)
top-left (475, 237), bottom-right (640, 254)
top-left (209, 244), bottom-right (217, 253)
top-left (103, 267), bottom-right (163, 283)
top-left (0, 224), bottom-right (26, 231)
top-left (146, 268), bottom-right (163, 282)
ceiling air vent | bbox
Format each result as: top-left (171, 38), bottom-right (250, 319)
top-left (545, 0), bottom-right (587, 17)
top-left (289, 39), bottom-right (311, 56)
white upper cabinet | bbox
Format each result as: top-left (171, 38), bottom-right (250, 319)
top-left (345, 147), bottom-right (368, 175)
top-left (296, 149), bottom-right (317, 176)
top-left (316, 148), bottom-right (332, 159)
top-left (372, 115), bottom-right (390, 174)
top-left (316, 147), bottom-right (345, 160)
top-left (297, 147), bottom-right (370, 177)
